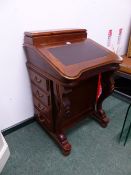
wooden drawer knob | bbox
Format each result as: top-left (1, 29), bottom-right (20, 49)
top-left (34, 76), bottom-right (42, 83)
top-left (36, 90), bottom-right (44, 98)
top-left (38, 103), bottom-right (45, 111)
top-left (39, 115), bottom-right (45, 122)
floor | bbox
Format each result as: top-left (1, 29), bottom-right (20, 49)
top-left (2, 96), bottom-right (131, 175)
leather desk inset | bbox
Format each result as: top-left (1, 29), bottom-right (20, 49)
top-left (24, 29), bottom-right (122, 155)
top-left (48, 40), bottom-right (109, 65)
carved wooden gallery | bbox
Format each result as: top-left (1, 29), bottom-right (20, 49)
top-left (24, 29), bottom-right (122, 155)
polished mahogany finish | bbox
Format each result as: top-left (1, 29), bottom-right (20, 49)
top-left (24, 29), bottom-right (122, 155)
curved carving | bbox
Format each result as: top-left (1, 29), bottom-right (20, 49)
top-left (62, 96), bottom-right (71, 118)
top-left (55, 84), bottom-right (72, 118)
top-left (93, 71), bottom-right (115, 127)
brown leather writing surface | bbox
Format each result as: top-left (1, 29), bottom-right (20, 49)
top-left (48, 40), bottom-right (109, 65)
top-left (38, 38), bottom-right (122, 79)
top-left (24, 29), bottom-right (122, 79)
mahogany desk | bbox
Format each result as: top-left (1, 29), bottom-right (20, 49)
top-left (24, 29), bottom-right (122, 155)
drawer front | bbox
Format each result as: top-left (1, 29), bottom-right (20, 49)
top-left (35, 108), bottom-right (51, 129)
top-left (32, 83), bottom-right (50, 106)
top-left (34, 98), bottom-right (48, 114)
top-left (34, 97), bottom-right (52, 123)
top-left (29, 68), bottom-right (49, 92)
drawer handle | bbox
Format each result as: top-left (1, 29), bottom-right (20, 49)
top-left (34, 76), bottom-right (42, 83)
top-left (37, 112), bottom-right (45, 122)
top-left (36, 90), bottom-right (44, 98)
top-left (38, 114), bottom-right (45, 122)
top-left (38, 103), bottom-right (45, 111)
top-left (39, 115), bottom-right (45, 122)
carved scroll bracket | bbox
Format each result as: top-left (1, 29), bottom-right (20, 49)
top-left (62, 95), bottom-right (71, 118)
top-left (93, 71), bottom-right (115, 127)
top-left (54, 83), bottom-right (72, 117)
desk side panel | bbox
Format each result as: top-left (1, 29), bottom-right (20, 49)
top-left (24, 46), bottom-right (63, 81)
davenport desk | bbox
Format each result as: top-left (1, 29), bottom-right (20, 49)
top-left (24, 29), bottom-right (122, 155)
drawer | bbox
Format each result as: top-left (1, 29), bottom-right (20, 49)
top-left (34, 98), bottom-right (49, 114)
top-left (35, 108), bottom-right (51, 129)
top-left (32, 84), bottom-right (50, 106)
top-left (29, 68), bottom-right (49, 92)
top-left (34, 97), bottom-right (52, 121)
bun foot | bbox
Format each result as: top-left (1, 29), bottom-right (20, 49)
top-left (56, 133), bottom-right (71, 155)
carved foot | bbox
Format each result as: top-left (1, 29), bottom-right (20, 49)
top-left (56, 133), bottom-right (71, 155)
top-left (35, 110), bottom-right (71, 155)
top-left (93, 110), bottom-right (110, 128)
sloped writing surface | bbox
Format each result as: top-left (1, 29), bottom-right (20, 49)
top-left (38, 38), bottom-right (121, 79)
top-left (48, 40), bottom-right (109, 66)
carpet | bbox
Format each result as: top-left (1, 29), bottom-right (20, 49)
top-left (1, 96), bottom-right (131, 175)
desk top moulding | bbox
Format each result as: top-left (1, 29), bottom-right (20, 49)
top-left (24, 29), bottom-right (122, 155)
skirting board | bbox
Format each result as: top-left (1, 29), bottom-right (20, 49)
top-left (2, 116), bottom-right (35, 136)
top-left (0, 133), bottom-right (10, 173)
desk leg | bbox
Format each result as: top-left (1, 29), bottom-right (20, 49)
top-left (93, 72), bottom-right (114, 127)
top-left (36, 111), bottom-right (71, 155)
top-left (52, 83), bottom-right (72, 155)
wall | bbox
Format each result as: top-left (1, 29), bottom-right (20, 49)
top-left (0, 0), bottom-right (131, 130)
